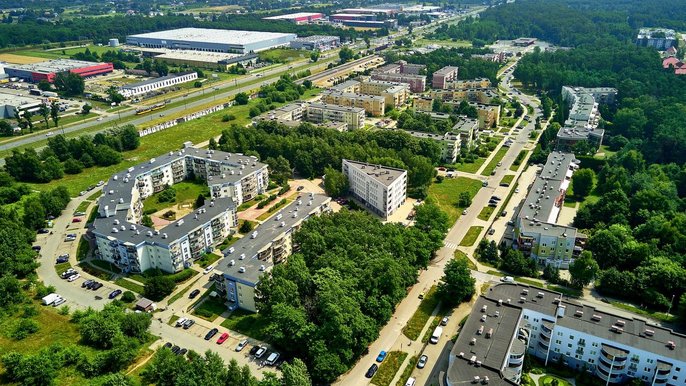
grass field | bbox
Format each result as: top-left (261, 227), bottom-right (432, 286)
top-left (427, 177), bottom-right (483, 224)
top-left (197, 253), bottom-right (221, 268)
top-left (459, 226), bottom-right (483, 247)
top-left (455, 249), bottom-right (476, 270)
top-left (221, 309), bottom-right (270, 342)
top-left (416, 38), bottom-right (472, 48)
top-left (477, 206), bottom-right (495, 221)
top-left (500, 174), bottom-right (515, 185)
top-left (402, 286), bottom-right (438, 341)
top-left (481, 147), bottom-right (508, 176)
top-left (76, 236), bottom-right (90, 261)
top-left (453, 156), bottom-right (487, 174)
top-left (371, 351), bottom-right (408, 386)
top-left (609, 301), bottom-right (677, 323)
top-left (510, 150), bottom-right (527, 171)
top-left (114, 278), bottom-right (145, 295)
top-left (258, 48), bottom-right (306, 63)
top-left (395, 355), bottom-right (419, 386)
top-left (142, 180), bottom-right (209, 214)
top-left (192, 291), bottom-right (227, 322)
top-left (539, 375), bottom-right (573, 386)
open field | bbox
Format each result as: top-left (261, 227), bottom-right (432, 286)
top-left (142, 180), bottom-right (209, 214)
top-left (220, 309), bottom-right (270, 342)
top-left (0, 53), bottom-right (46, 63)
top-left (258, 48), bottom-right (306, 63)
top-left (416, 38), bottom-right (472, 48)
top-left (459, 226), bottom-right (483, 246)
top-left (427, 177), bottom-right (483, 224)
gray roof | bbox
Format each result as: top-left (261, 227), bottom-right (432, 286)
top-left (121, 71), bottom-right (196, 90)
top-left (4, 59), bottom-right (104, 74)
top-left (433, 65), bottom-right (458, 76)
top-left (448, 296), bottom-right (521, 386)
top-left (487, 283), bottom-right (686, 363)
top-left (452, 117), bottom-right (479, 132)
top-left (307, 102), bottom-right (365, 114)
top-left (127, 28), bottom-right (296, 46)
top-left (517, 152), bottom-right (577, 235)
top-left (219, 193), bottom-right (330, 284)
top-left (343, 159), bottom-right (407, 187)
top-left (323, 90), bottom-right (385, 103)
top-left (330, 80), bottom-right (360, 92)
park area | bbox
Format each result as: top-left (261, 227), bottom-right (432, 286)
top-left (427, 177), bottom-right (483, 224)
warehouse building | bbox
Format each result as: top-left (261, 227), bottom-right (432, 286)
top-left (126, 28), bottom-right (297, 54)
top-left (0, 93), bottom-right (43, 118)
top-left (343, 159), bottom-right (407, 219)
top-left (263, 12), bottom-right (324, 24)
top-left (4, 59), bottom-right (114, 83)
top-left (219, 193), bottom-right (332, 312)
top-left (137, 49), bottom-right (258, 70)
top-left (290, 35), bottom-right (340, 51)
top-left (119, 71), bottom-right (198, 99)
top-left (92, 146), bottom-right (269, 274)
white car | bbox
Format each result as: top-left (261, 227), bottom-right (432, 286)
top-left (235, 339), bottom-right (248, 352)
top-left (67, 274), bottom-right (80, 282)
top-left (175, 317), bottom-right (187, 327)
top-left (462, 209), bottom-right (468, 215)
top-left (96, 117), bottom-right (103, 121)
top-left (501, 276), bottom-right (515, 283)
top-left (254, 346), bottom-right (267, 359)
top-left (203, 265), bottom-right (214, 275)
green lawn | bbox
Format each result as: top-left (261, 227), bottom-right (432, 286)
top-left (192, 293), bottom-right (227, 322)
top-left (88, 258), bottom-right (121, 273)
top-left (480, 146), bottom-right (509, 176)
top-left (477, 206), bottom-right (495, 221)
top-left (421, 315), bottom-right (442, 343)
top-left (455, 249), bottom-right (476, 270)
top-left (395, 356), bottom-right (419, 386)
top-left (55, 262), bottom-right (72, 275)
top-left (220, 309), bottom-right (271, 342)
top-left (595, 144), bottom-right (617, 159)
top-left (258, 48), bottom-right (306, 63)
top-left (510, 150), bottom-right (527, 171)
top-left (427, 177), bottom-right (483, 224)
top-left (459, 226), bottom-right (483, 247)
top-left (79, 261), bottom-right (115, 280)
top-left (452, 156), bottom-right (487, 174)
top-left (114, 278), bottom-right (145, 295)
top-left (76, 236), bottom-right (90, 261)
top-left (609, 301), bottom-right (677, 323)
top-left (539, 375), bottom-right (573, 386)
top-left (197, 253), bottom-right (221, 268)
top-left (416, 38), bottom-right (472, 48)
top-left (142, 180), bottom-right (209, 214)
top-left (167, 282), bottom-right (195, 305)
top-left (74, 200), bottom-right (92, 214)
top-left (500, 174), bottom-right (515, 185)
top-left (237, 196), bottom-right (262, 212)
top-left (514, 276), bottom-right (543, 287)
top-left (402, 285), bottom-right (438, 341)
top-left (371, 351), bottom-right (408, 386)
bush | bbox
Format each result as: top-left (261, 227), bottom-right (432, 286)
top-left (12, 318), bottom-right (39, 340)
top-left (121, 291), bottom-right (136, 303)
top-left (58, 305), bottom-right (70, 315)
top-left (239, 220), bottom-right (254, 234)
top-left (221, 114), bottom-right (236, 122)
top-left (143, 276), bottom-right (175, 301)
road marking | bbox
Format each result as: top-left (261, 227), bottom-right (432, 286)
top-left (443, 242), bottom-right (457, 249)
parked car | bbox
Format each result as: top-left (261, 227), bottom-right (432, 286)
top-left (500, 210), bottom-right (507, 217)
top-left (72, 218), bottom-right (82, 223)
top-left (75, 211), bottom-right (86, 216)
top-left (254, 346), bottom-right (267, 359)
top-left (249, 346), bottom-right (260, 356)
top-left (376, 351), bottom-right (387, 362)
top-left (205, 328), bottom-right (219, 340)
top-left (440, 316), bottom-right (449, 326)
top-left (265, 352), bottom-right (280, 366)
top-left (176, 318), bottom-right (187, 327)
top-left (417, 355), bottom-right (428, 369)
top-left (32, 245), bottom-right (41, 252)
top-left (91, 282), bottom-right (103, 290)
top-left (235, 339), bottom-right (248, 352)
top-left (488, 228), bottom-right (496, 235)
top-left (203, 265), bottom-right (214, 275)
top-left (82, 279), bottom-right (94, 288)
top-left (490, 195), bottom-right (502, 201)
top-left (38, 228), bottom-right (50, 234)
top-left (171, 345), bottom-right (181, 354)
top-left (217, 332), bottom-right (229, 345)
top-left (61, 269), bottom-right (76, 279)
top-left (365, 364), bottom-right (379, 378)
top-left (500, 276), bottom-right (515, 283)
top-left (189, 289), bottom-right (201, 299)
top-left (183, 319), bottom-right (195, 330)
top-left (164, 342), bottom-right (173, 349)
top-left (178, 348), bottom-right (187, 356)
top-left (462, 209), bottom-right (468, 215)
top-left (56, 256), bottom-right (69, 264)
top-left (53, 297), bottom-right (66, 307)
top-left (108, 289), bottom-right (122, 299)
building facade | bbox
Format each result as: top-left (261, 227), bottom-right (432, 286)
top-left (556, 86), bottom-right (617, 152)
top-left (289, 35), bottom-right (340, 51)
top-left (305, 102), bottom-right (365, 130)
top-left (406, 131), bottom-right (461, 163)
top-left (452, 118), bottom-right (480, 149)
top-left (342, 159), bottom-right (407, 218)
top-left (119, 71), bottom-right (198, 98)
top-left (432, 66), bottom-right (459, 89)
top-left (263, 12), bottom-right (324, 24)
top-left (321, 90), bottom-right (385, 116)
top-left (92, 146), bottom-right (269, 273)
top-left (4, 59), bottom-right (114, 83)
top-left (636, 28), bottom-right (677, 50)
top-left (371, 61), bottom-right (427, 92)
top-left (219, 194), bottom-right (332, 312)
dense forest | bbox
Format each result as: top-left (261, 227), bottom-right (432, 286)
top-left (445, 0), bottom-right (686, 313)
top-left (217, 120), bottom-right (441, 198)
top-left (256, 205), bottom-right (450, 382)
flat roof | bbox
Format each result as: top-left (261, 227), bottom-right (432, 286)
top-left (128, 28), bottom-right (296, 46)
top-left (331, 13), bottom-right (377, 18)
top-left (343, 159), bottom-right (407, 187)
top-left (263, 12), bottom-right (323, 20)
top-left (0, 92), bottom-right (43, 107)
top-left (121, 71), bottom-right (196, 89)
top-left (307, 102), bottom-right (365, 114)
top-left (5, 59), bottom-right (105, 74)
top-left (433, 65), bottom-right (458, 76)
top-left (323, 90), bottom-right (386, 103)
top-left (291, 35), bottom-right (340, 43)
top-left (452, 117), bottom-right (478, 132)
top-left (219, 193), bottom-right (331, 284)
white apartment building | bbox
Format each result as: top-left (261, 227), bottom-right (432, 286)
top-left (119, 71), bottom-right (198, 99)
top-left (92, 146), bottom-right (269, 273)
top-left (305, 103), bottom-right (365, 130)
top-left (557, 86), bottom-right (617, 151)
top-left (219, 193), bottom-right (331, 312)
top-left (342, 159), bottom-right (407, 218)
top-left (445, 283), bottom-right (686, 386)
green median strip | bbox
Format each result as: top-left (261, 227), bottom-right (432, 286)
top-left (459, 226), bottom-right (483, 247)
top-left (402, 285), bottom-right (438, 340)
top-left (480, 147), bottom-right (509, 176)
top-left (371, 351), bottom-right (408, 386)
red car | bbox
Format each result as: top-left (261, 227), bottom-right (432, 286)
top-left (217, 332), bottom-right (229, 344)
top-left (72, 218), bottom-right (82, 223)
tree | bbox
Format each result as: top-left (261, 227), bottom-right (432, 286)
top-left (0, 275), bottom-right (25, 308)
top-left (50, 100), bottom-right (59, 128)
top-left (144, 276), bottom-right (175, 301)
top-left (118, 125), bottom-right (140, 151)
top-left (22, 196), bottom-right (46, 230)
top-left (80, 312), bottom-right (122, 349)
top-left (338, 47), bottom-right (354, 64)
top-left (194, 194), bottom-right (205, 209)
top-left (0, 119), bottom-right (13, 136)
top-left (234, 92), bottom-right (249, 105)
top-left (39, 103), bottom-right (50, 130)
top-left (37, 80), bottom-right (51, 92)
top-left (63, 158), bottom-right (83, 174)
top-left (572, 168), bottom-right (595, 198)
top-left (120, 312), bottom-right (151, 340)
top-left (458, 191), bottom-right (472, 207)
top-left (141, 215), bottom-right (154, 228)
top-left (500, 249), bottom-right (536, 277)
top-left (107, 86), bottom-right (125, 104)
top-left (437, 257), bottom-right (475, 306)
top-left (282, 358), bottom-right (312, 386)
top-left (323, 167), bottom-right (348, 198)
top-left (81, 104), bottom-right (92, 115)
top-left (154, 60), bottom-right (169, 76)
top-left (569, 251), bottom-right (599, 288)
top-left (54, 72), bottom-right (85, 96)
top-left (239, 220), bottom-right (254, 234)
top-left (120, 291), bottom-right (136, 303)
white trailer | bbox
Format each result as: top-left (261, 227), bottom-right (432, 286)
top-left (41, 293), bottom-right (60, 306)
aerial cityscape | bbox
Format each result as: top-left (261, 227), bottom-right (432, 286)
top-left (0, 0), bottom-right (685, 386)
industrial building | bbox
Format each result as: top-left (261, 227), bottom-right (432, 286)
top-left (289, 35), bottom-right (340, 51)
top-left (92, 146), bottom-right (269, 274)
top-left (134, 48), bottom-right (258, 70)
top-left (126, 28), bottom-right (297, 54)
top-left (636, 28), bottom-right (677, 50)
top-left (4, 59), bottom-right (114, 83)
top-left (219, 193), bottom-right (332, 312)
top-left (443, 282), bottom-right (686, 386)
top-left (514, 152), bottom-right (582, 268)
top-left (330, 13), bottom-right (397, 29)
top-left (263, 12), bottom-right (324, 24)
top-left (0, 93), bottom-right (43, 118)
top-left (119, 71), bottom-right (198, 99)
top-left (556, 86), bottom-right (617, 151)
top-left (342, 159), bottom-right (407, 219)
top-left (321, 90), bottom-right (386, 116)
top-left (432, 66), bottom-right (459, 89)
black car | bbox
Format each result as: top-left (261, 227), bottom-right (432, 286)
top-left (189, 289), bottom-right (201, 299)
top-left (365, 364), bottom-right (379, 378)
top-left (82, 279), bottom-right (94, 288)
top-left (164, 342), bottom-right (173, 349)
top-left (249, 346), bottom-right (260, 356)
top-left (183, 319), bottom-right (195, 330)
top-left (108, 289), bottom-right (122, 299)
top-left (171, 345), bottom-right (181, 354)
top-left (56, 256), bottom-right (69, 264)
top-left (178, 348), bottom-right (188, 356)
top-left (32, 245), bottom-right (41, 252)
top-left (38, 228), bottom-right (50, 234)
top-left (91, 282), bottom-right (103, 290)
top-left (490, 195), bottom-right (502, 201)
top-left (205, 328), bottom-right (219, 340)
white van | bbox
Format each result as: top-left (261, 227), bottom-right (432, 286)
top-left (405, 377), bottom-right (416, 386)
top-left (42, 293), bottom-right (60, 306)
top-left (430, 326), bottom-right (443, 344)
top-left (265, 352), bottom-right (280, 366)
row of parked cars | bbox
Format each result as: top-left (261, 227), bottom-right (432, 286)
top-left (163, 342), bottom-right (188, 356)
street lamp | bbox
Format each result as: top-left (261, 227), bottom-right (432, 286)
top-left (667, 294), bottom-right (676, 315)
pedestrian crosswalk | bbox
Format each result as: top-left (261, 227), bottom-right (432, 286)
top-left (444, 241), bottom-right (458, 249)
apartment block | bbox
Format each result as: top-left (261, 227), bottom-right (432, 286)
top-left (413, 96), bottom-right (434, 113)
top-left (636, 28), bottom-right (677, 50)
top-left (358, 80), bottom-right (410, 107)
top-left (406, 131), bottom-right (461, 163)
top-left (515, 152), bottom-right (584, 268)
top-left (342, 159), bottom-right (407, 219)
top-left (93, 146), bottom-right (268, 273)
top-left (444, 283), bottom-right (686, 386)
top-left (253, 103), bottom-right (305, 123)
top-left (556, 86), bottom-right (617, 152)
top-left (371, 60), bottom-right (427, 92)
top-left (446, 78), bottom-right (492, 90)
top-left (431, 87), bottom-right (498, 105)
top-left (305, 102), bottom-right (365, 130)
top-left (321, 90), bottom-right (385, 116)
top-left (452, 117), bottom-right (480, 149)
top-left (432, 66), bottom-right (459, 89)
top-left (219, 193), bottom-right (331, 312)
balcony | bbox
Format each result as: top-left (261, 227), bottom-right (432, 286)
top-left (538, 340), bottom-right (549, 350)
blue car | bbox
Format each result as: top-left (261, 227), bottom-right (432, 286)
top-left (376, 350), bottom-right (387, 363)
top-left (108, 289), bottom-right (122, 299)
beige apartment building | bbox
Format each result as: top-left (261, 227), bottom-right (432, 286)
top-left (321, 91), bottom-right (386, 116)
